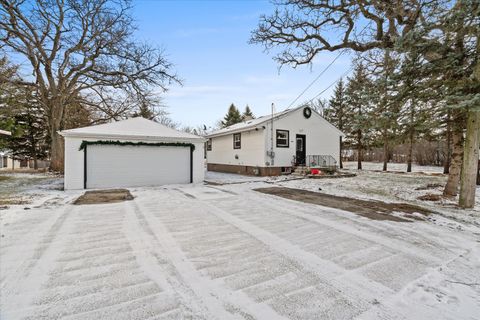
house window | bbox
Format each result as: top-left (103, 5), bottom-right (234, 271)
top-left (276, 130), bottom-right (289, 148)
top-left (206, 138), bottom-right (212, 151)
top-left (233, 133), bottom-right (241, 149)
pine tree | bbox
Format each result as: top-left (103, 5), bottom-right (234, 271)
top-left (242, 105), bottom-right (255, 120)
top-left (133, 103), bottom-right (155, 120)
top-left (221, 104), bottom-right (242, 127)
top-left (324, 78), bottom-right (348, 168)
top-left (344, 64), bottom-right (374, 170)
top-left (368, 50), bottom-right (402, 172)
top-left (394, 51), bottom-right (438, 173)
top-left (0, 88), bottom-right (48, 169)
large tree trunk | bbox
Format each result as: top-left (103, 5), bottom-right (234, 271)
top-left (382, 127), bottom-right (388, 171)
top-left (407, 129), bottom-right (414, 173)
top-left (459, 110), bottom-right (480, 208)
top-left (48, 99), bottom-right (66, 173)
top-left (458, 44), bottom-right (480, 206)
top-left (357, 130), bottom-right (362, 170)
top-left (407, 102), bottom-right (415, 173)
top-left (50, 128), bottom-right (64, 172)
top-left (443, 110), bottom-right (452, 174)
top-left (443, 123), bottom-right (464, 197)
top-left (339, 136), bottom-right (343, 169)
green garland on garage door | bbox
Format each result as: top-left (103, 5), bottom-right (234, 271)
top-left (79, 140), bottom-right (195, 151)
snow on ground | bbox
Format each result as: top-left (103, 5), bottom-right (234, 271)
top-left (204, 171), bottom-right (296, 185)
top-left (277, 162), bottom-right (480, 227)
top-left (1, 172), bottom-right (479, 319)
top-left (0, 171), bottom-right (65, 205)
top-left (342, 161), bottom-right (445, 173)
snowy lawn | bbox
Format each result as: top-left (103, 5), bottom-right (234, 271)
top-left (277, 161), bottom-right (480, 226)
top-left (0, 172), bottom-right (64, 207)
top-left (342, 161), bottom-right (445, 173)
top-left (0, 172), bottom-right (479, 319)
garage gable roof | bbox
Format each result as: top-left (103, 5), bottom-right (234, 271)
top-left (59, 117), bottom-right (204, 142)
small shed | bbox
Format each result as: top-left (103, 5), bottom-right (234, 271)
top-left (59, 117), bottom-right (205, 190)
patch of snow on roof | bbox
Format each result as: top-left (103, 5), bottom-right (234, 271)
top-left (207, 108), bottom-right (293, 137)
top-left (59, 117), bottom-right (203, 140)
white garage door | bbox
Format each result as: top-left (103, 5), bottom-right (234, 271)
top-left (86, 145), bottom-right (190, 189)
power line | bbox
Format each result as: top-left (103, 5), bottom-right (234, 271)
top-left (302, 66), bottom-right (353, 106)
top-left (286, 50), bottom-right (346, 109)
top-left (285, 21), bottom-right (372, 109)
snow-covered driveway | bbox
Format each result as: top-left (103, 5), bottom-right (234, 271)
top-left (1, 183), bottom-right (479, 320)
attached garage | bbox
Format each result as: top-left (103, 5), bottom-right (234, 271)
top-left (59, 117), bottom-right (205, 190)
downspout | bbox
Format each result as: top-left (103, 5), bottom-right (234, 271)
top-left (83, 145), bottom-right (87, 189)
top-left (270, 103), bottom-right (275, 166)
top-left (190, 145), bottom-right (194, 183)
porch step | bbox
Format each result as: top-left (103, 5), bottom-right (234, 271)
top-left (292, 166), bottom-right (310, 176)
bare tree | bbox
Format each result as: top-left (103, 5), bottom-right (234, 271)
top-left (0, 0), bottom-right (181, 171)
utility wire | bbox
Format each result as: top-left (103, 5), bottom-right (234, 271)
top-left (286, 50), bottom-right (346, 109)
top-left (286, 21), bottom-right (372, 109)
top-left (302, 66), bottom-right (353, 106)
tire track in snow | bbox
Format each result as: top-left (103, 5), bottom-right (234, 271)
top-left (131, 198), bottom-right (290, 320)
top-left (247, 188), bottom-right (454, 263)
top-left (196, 197), bottom-right (399, 306)
top-left (124, 201), bottom-right (210, 319)
top-left (146, 188), bottom-right (374, 319)
top-left (0, 205), bottom-right (76, 319)
top-left (0, 207), bottom-right (67, 286)
top-left (170, 187), bottom-right (409, 319)
top-left (22, 203), bottom-right (176, 320)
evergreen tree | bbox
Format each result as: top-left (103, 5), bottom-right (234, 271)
top-left (367, 50), bottom-right (402, 172)
top-left (324, 78), bottom-right (348, 168)
top-left (221, 104), bottom-right (242, 127)
top-left (133, 103), bottom-right (156, 120)
top-left (242, 105), bottom-right (255, 120)
top-left (344, 64), bottom-right (374, 170)
top-left (394, 51), bottom-right (438, 173)
top-left (0, 88), bottom-right (48, 169)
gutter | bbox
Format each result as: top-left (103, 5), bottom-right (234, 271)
top-left (206, 125), bottom-right (266, 139)
top-left (57, 132), bottom-right (206, 143)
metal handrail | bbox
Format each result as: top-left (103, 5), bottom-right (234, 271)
top-left (307, 155), bottom-right (337, 168)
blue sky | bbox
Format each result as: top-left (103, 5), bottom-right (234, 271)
top-left (134, 0), bottom-right (352, 128)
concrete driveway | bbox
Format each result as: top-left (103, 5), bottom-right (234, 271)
top-left (1, 183), bottom-right (479, 319)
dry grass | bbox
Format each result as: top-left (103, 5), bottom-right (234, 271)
top-left (73, 189), bottom-right (134, 205)
top-left (0, 198), bottom-right (30, 205)
top-left (417, 194), bottom-right (443, 201)
top-left (255, 187), bottom-right (433, 222)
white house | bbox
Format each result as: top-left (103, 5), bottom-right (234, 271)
top-left (1, 131), bottom-right (25, 170)
top-left (206, 106), bottom-right (344, 176)
top-left (59, 117), bottom-right (205, 190)
top-left (1, 152), bottom-right (22, 170)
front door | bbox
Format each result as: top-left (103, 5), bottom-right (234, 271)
top-left (296, 134), bottom-right (306, 165)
